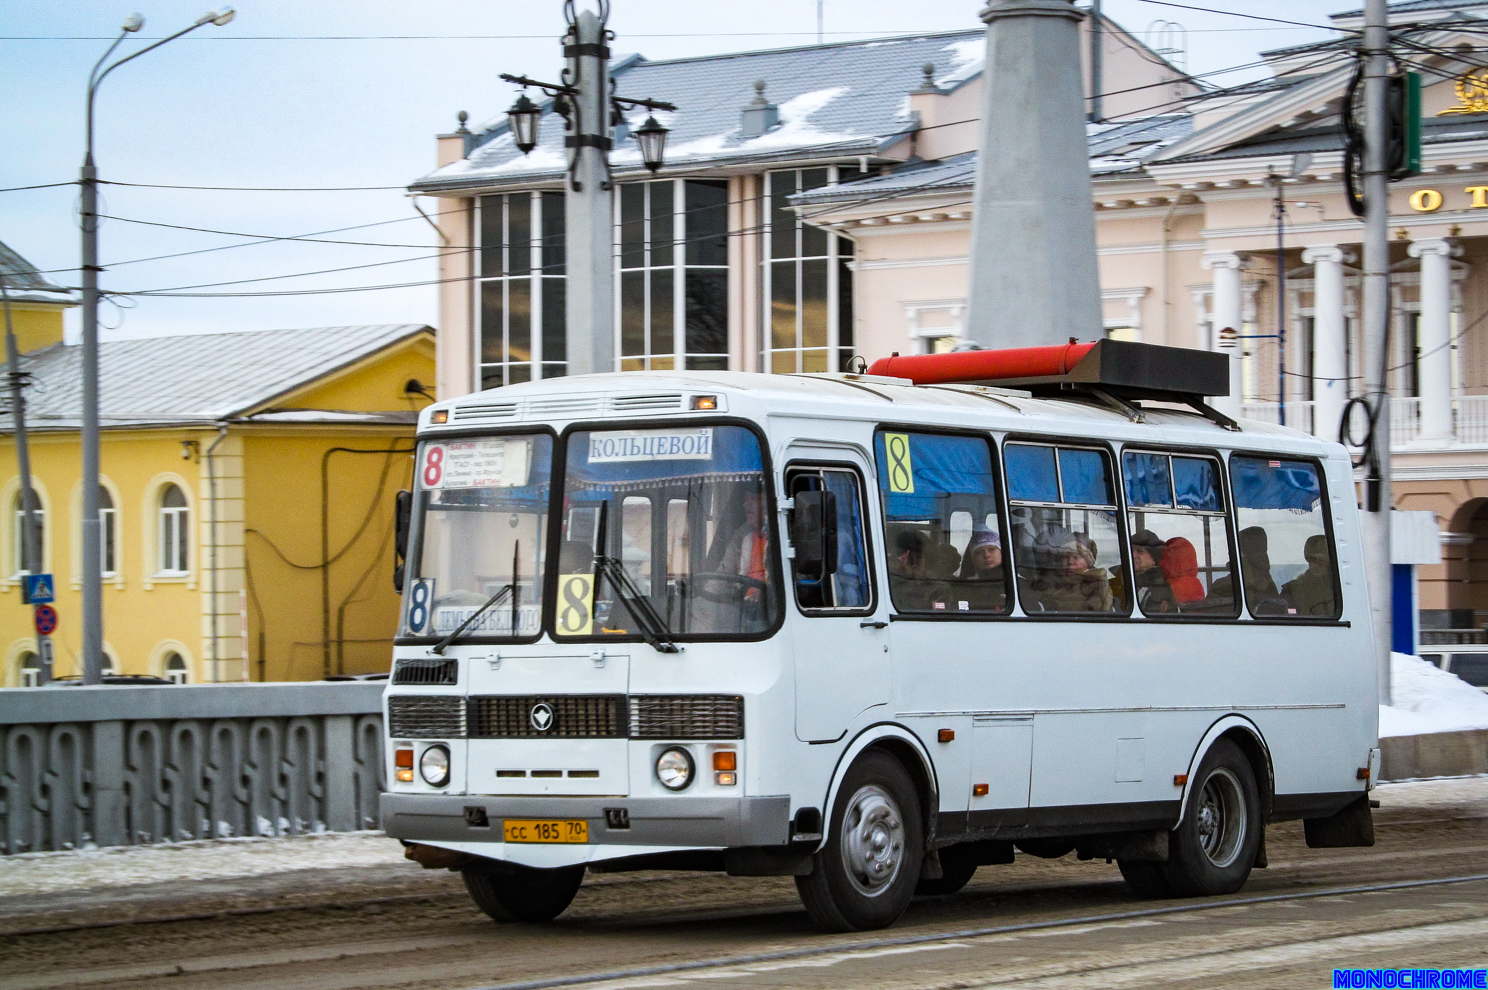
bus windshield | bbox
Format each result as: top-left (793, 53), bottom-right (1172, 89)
top-left (402, 433), bottom-right (553, 640)
top-left (555, 424), bottom-right (779, 640)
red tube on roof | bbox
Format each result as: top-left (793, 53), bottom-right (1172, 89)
top-left (866, 341), bottom-right (1097, 386)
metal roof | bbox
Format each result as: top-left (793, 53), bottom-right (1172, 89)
top-left (0, 324), bottom-right (431, 432)
top-left (410, 30), bottom-right (987, 194)
top-left (0, 240), bottom-right (76, 307)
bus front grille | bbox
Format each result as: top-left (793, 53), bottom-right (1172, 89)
top-left (392, 658), bottom-right (459, 685)
top-left (629, 695), bottom-right (745, 740)
top-left (469, 695), bottom-right (628, 738)
top-left (388, 695), bottom-right (466, 739)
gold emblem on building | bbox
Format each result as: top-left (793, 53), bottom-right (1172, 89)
top-left (1439, 68), bottom-right (1488, 115)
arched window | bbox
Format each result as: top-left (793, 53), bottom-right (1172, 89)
top-left (165, 651), bottom-right (188, 685)
top-left (99, 486), bottom-right (117, 577)
top-left (11, 488), bottom-right (43, 576)
top-left (158, 484), bottom-right (189, 575)
top-left (99, 653), bottom-right (115, 677)
top-left (19, 650), bottom-right (39, 688)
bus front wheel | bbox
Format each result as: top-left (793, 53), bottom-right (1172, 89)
top-left (796, 750), bottom-right (924, 931)
top-left (1159, 739), bottom-right (1261, 897)
top-left (462, 863), bottom-right (585, 923)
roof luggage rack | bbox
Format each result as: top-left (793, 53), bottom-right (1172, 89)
top-left (866, 339), bottom-right (1238, 431)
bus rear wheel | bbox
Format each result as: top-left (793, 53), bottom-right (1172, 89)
top-left (1160, 739), bottom-right (1261, 897)
top-left (796, 751), bottom-right (924, 931)
top-left (462, 863), bottom-right (585, 923)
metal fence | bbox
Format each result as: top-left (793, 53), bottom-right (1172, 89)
top-left (0, 683), bottom-right (385, 854)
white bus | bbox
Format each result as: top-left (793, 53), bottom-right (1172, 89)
top-left (382, 340), bottom-right (1380, 932)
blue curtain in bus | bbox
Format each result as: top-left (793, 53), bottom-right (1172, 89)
top-left (1123, 452), bottom-right (1171, 507)
top-left (876, 432), bottom-right (996, 520)
top-left (1172, 456), bottom-right (1222, 511)
top-left (1005, 444), bottom-right (1058, 503)
top-left (1057, 448), bottom-right (1113, 506)
top-left (1230, 456), bottom-right (1321, 511)
top-left (825, 471), bottom-right (869, 607)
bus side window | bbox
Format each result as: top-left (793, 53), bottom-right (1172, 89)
top-left (1005, 442), bottom-right (1123, 615)
top-left (786, 467), bottom-right (872, 612)
top-left (1228, 456), bottom-right (1340, 619)
top-left (1121, 451), bottom-right (1237, 618)
top-left (874, 431), bottom-right (1009, 615)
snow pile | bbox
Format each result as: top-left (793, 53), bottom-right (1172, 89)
top-left (1380, 652), bottom-right (1488, 737)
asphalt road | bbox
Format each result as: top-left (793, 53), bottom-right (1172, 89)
top-left (4, 777), bottom-right (1487, 990)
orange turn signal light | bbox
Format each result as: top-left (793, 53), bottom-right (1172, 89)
top-left (1357, 767), bottom-right (1371, 780)
top-left (937, 729), bottom-right (955, 743)
top-left (395, 748), bottom-right (414, 768)
top-left (972, 783), bottom-right (989, 797)
top-left (1173, 774), bottom-right (1188, 787)
top-left (713, 751), bottom-right (737, 771)
top-left (430, 409), bottom-right (449, 424)
top-left (690, 395), bottom-right (718, 411)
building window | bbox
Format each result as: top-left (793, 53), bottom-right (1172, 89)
top-left (165, 651), bottom-right (188, 684)
top-left (617, 178), bottom-right (730, 371)
top-left (11, 488), bottom-right (43, 576)
top-left (158, 484), bottom-right (189, 575)
top-left (478, 191), bottom-right (566, 388)
top-left (99, 486), bottom-right (117, 578)
top-left (763, 166), bottom-right (863, 374)
top-left (19, 651), bottom-right (39, 687)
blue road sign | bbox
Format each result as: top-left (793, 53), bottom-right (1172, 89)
top-left (23, 573), bottom-right (54, 605)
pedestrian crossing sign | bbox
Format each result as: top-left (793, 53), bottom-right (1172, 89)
top-left (23, 573), bottom-right (54, 605)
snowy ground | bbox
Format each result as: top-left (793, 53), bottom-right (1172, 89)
top-left (1381, 651), bottom-right (1488, 737)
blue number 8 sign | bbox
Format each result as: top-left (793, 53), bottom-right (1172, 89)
top-left (406, 579), bottom-right (434, 634)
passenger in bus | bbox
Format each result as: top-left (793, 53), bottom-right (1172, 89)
top-left (1161, 536), bottom-right (1207, 606)
top-left (1212, 525), bottom-right (1282, 613)
top-left (955, 529), bottom-right (1006, 610)
top-left (719, 490), bottom-right (770, 603)
top-left (888, 528), bottom-right (953, 611)
top-left (1125, 529), bottom-right (1177, 614)
top-left (926, 541), bottom-right (962, 581)
top-left (1282, 535), bottom-right (1336, 617)
top-left (1029, 527), bottom-right (1114, 612)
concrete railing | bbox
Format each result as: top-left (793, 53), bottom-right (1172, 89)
top-left (0, 683), bottom-right (385, 854)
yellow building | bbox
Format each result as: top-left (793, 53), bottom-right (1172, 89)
top-left (0, 296), bottom-right (435, 686)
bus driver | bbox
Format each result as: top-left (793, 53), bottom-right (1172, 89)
top-left (719, 490), bottom-right (770, 603)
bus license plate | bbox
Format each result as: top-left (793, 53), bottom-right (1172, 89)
top-left (503, 819), bottom-right (589, 844)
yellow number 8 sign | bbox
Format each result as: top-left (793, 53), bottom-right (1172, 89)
top-left (884, 433), bottom-right (915, 493)
top-left (557, 573), bottom-right (595, 636)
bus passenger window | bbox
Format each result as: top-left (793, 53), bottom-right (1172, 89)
top-left (874, 431), bottom-right (1008, 615)
top-left (1228, 456), bottom-right (1339, 619)
top-left (786, 467), bottom-right (872, 612)
top-left (1005, 442), bottom-right (1122, 614)
top-left (1121, 451), bottom-right (1236, 617)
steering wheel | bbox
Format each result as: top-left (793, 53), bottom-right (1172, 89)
top-left (688, 572), bottom-right (767, 603)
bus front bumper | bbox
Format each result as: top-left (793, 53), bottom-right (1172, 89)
top-left (381, 793), bottom-right (792, 852)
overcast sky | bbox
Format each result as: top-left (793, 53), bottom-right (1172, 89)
top-left (0, 0), bottom-right (1351, 342)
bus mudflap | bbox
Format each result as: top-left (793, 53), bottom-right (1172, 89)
top-left (1303, 795), bottom-right (1376, 848)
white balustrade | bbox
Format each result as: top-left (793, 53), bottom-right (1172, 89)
top-left (1456, 395), bottom-right (1488, 445)
top-left (1239, 401), bottom-right (1315, 434)
top-left (1392, 397), bottom-right (1422, 446)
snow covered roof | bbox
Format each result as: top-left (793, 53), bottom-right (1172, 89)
top-left (0, 240), bottom-right (76, 308)
top-left (410, 30), bottom-right (987, 194)
top-left (0, 324), bottom-right (431, 432)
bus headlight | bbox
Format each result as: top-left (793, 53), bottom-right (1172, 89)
top-left (419, 744), bottom-right (451, 787)
top-left (655, 747), bottom-right (694, 791)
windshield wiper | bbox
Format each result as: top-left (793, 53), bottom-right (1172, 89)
top-left (430, 583), bottom-right (513, 654)
top-left (596, 555), bottom-right (679, 654)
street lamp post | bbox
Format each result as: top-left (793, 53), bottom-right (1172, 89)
top-left (79, 8), bottom-right (235, 685)
top-left (501, 0), bottom-right (674, 377)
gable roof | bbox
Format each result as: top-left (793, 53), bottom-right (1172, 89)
top-left (0, 324), bottom-right (432, 432)
top-left (411, 30), bottom-right (987, 194)
top-left (0, 240), bottom-right (76, 307)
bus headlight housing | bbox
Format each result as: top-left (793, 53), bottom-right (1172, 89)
top-left (419, 744), bottom-right (451, 787)
top-left (655, 747), bottom-right (694, 791)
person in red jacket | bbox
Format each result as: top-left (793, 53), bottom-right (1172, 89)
top-left (1161, 536), bottom-right (1206, 605)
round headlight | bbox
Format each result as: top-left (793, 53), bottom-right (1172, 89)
top-left (419, 744), bottom-right (451, 787)
top-left (655, 747), bottom-right (694, 791)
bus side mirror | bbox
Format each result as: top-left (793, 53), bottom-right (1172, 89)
top-left (393, 489), bottom-right (412, 593)
top-left (791, 490), bottom-right (838, 574)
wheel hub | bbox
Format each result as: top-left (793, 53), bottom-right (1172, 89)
top-left (840, 784), bottom-right (905, 897)
top-left (1196, 767), bottom-right (1247, 869)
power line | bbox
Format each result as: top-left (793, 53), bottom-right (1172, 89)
top-left (0, 181), bottom-right (76, 193)
top-left (1131, 1), bottom-right (1351, 32)
top-left (0, 30), bottom-right (974, 41)
top-left (101, 180), bottom-right (410, 192)
top-left (95, 214), bottom-right (441, 249)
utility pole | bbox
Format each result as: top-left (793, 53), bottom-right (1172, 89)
top-left (0, 273), bottom-right (50, 685)
top-left (1089, 0), bottom-right (1102, 122)
top-left (1272, 175), bottom-right (1288, 428)
top-left (1361, 0), bottom-right (1393, 706)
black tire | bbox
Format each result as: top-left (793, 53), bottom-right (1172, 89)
top-left (1161, 739), bottom-right (1261, 897)
top-left (462, 864), bottom-right (585, 923)
top-left (915, 844), bottom-right (979, 896)
top-left (1117, 859), bottom-right (1174, 899)
top-left (796, 750), bottom-right (924, 931)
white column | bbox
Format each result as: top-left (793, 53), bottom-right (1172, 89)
top-left (1201, 251), bottom-right (1244, 417)
top-left (1408, 237), bottom-right (1456, 441)
top-left (1302, 245), bottom-right (1348, 442)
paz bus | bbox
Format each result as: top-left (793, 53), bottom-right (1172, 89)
top-left (382, 339), bottom-right (1379, 932)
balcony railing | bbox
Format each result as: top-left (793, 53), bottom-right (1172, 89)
top-left (1240, 401), bottom-right (1315, 435)
top-left (1242, 395), bottom-right (1488, 449)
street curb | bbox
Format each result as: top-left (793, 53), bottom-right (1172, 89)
top-left (1380, 729), bottom-right (1488, 781)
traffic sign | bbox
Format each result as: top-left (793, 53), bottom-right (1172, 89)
top-left (22, 573), bottom-right (54, 605)
top-left (34, 604), bottom-right (57, 636)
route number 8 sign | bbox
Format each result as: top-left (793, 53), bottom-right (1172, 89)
top-left (419, 438), bottom-right (531, 490)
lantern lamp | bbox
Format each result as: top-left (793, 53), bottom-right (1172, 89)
top-left (507, 92), bottom-right (542, 155)
top-left (634, 115), bottom-right (669, 173)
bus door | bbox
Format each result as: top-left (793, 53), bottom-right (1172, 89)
top-left (784, 454), bottom-right (886, 742)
